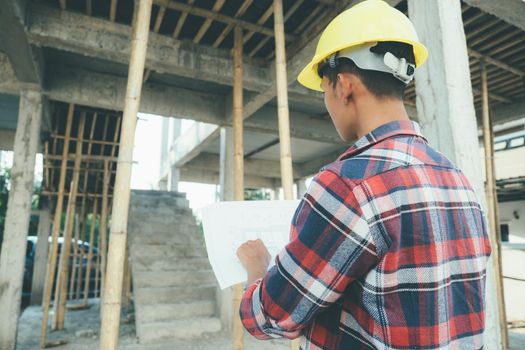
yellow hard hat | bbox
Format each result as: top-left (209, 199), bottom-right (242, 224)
top-left (297, 0), bottom-right (428, 91)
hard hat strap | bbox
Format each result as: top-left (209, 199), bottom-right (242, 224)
top-left (322, 44), bottom-right (416, 84)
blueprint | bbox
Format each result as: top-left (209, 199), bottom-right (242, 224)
top-left (201, 200), bottom-right (300, 289)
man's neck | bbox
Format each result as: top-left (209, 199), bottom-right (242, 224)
top-left (354, 97), bottom-right (410, 139)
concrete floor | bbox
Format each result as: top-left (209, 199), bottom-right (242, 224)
top-left (16, 299), bottom-right (525, 349)
top-left (16, 299), bottom-right (290, 350)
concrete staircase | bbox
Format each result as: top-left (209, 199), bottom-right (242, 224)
top-left (128, 190), bottom-right (221, 344)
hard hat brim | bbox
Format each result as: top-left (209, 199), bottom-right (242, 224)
top-left (297, 39), bottom-right (428, 92)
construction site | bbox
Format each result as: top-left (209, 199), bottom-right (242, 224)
top-left (0, 0), bottom-right (524, 349)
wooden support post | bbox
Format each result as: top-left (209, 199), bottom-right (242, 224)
top-left (232, 25), bottom-right (245, 350)
top-left (31, 207), bottom-right (52, 306)
top-left (0, 91), bottom-right (42, 350)
top-left (273, 0), bottom-right (294, 202)
top-left (99, 0), bottom-right (153, 348)
top-left (40, 104), bottom-right (74, 348)
top-left (83, 198), bottom-right (98, 304)
top-left (53, 113), bottom-right (85, 330)
top-left (481, 62), bottom-right (508, 349)
top-left (273, 1), bottom-right (297, 348)
top-left (94, 229), bottom-right (101, 298)
top-left (99, 161), bottom-right (110, 312)
top-left (121, 246), bottom-right (131, 309)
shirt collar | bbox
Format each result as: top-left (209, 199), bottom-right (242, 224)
top-left (337, 120), bottom-right (427, 161)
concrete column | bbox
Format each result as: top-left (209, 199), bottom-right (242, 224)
top-left (0, 90), bottom-right (42, 350)
top-left (219, 126), bottom-right (234, 202)
top-left (30, 208), bottom-right (52, 305)
top-left (296, 178), bottom-right (307, 199)
top-left (217, 126), bottom-right (234, 332)
top-left (168, 165), bottom-right (179, 192)
top-left (408, 1), bottom-right (500, 348)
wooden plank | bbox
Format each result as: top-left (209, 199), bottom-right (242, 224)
top-left (212, 0), bottom-right (253, 48)
top-left (193, 0), bottom-right (225, 44)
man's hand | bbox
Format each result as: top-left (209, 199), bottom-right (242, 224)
top-left (236, 239), bottom-right (271, 285)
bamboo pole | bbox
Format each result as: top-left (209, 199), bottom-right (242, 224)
top-left (273, 0), bottom-right (294, 201)
top-left (53, 113), bottom-right (86, 330)
top-left (83, 198), bottom-right (98, 304)
top-left (40, 104), bottom-right (74, 348)
top-left (68, 212), bottom-right (80, 300)
top-left (481, 62), bottom-right (508, 349)
top-left (232, 25), bottom-right (245, 350)
top-left (99, 0), bottom-right (153, 348)
top-left (99, 160), bottom-right (110, 313)
top-left (273, 1), bottom-right (297, 348)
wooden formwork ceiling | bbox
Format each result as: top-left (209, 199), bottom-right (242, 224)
top-left (40, 102), bottom-right (122, 204)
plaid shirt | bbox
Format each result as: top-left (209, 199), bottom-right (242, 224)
top-left (240, 120), bottom-right (491, 349)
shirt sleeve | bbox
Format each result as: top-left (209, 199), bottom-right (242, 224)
top-left (239, 170), bottom-right (384, 339)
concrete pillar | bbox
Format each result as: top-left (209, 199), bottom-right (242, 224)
top-left (168, 165), bottom-right (179, 192)
top-left (0, 90), bottom-right (42, 350)
top-left (296, 178), bottom-right (307, 199)
top-left (408, 1), bottom-right (500, 348)
top-left (217, 126), bottom-right (234, 332)
top-left (30, 208), bottom-right (52, 305)
top-left (219, 126), bottom-right (234, 202)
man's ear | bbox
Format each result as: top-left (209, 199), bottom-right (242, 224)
top-left (337, 73), bottom-right (353, 104)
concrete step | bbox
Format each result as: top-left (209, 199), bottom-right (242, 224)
top-left (130, 243), bottom-right (208, 260)
top-left (134, 285), bottom-right (217, 304)
top-left (132, 256), bottom-right (212, 272)
top-left (138, 317), bottom-right (222, 343)
top-left (128, 225), bottom-right (203, 245)
top-left (133, 270), bottom-right (216, 288)
top-left (136, 300), bottom-right (215, 323)
top-left (129, 210), bottom-right (197, 225)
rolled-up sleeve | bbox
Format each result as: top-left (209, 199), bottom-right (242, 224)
top-left (239, 170), bottom-right (383, 339)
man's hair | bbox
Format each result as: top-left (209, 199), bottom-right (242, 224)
top-left (319, 42), bottom-right (415, 100)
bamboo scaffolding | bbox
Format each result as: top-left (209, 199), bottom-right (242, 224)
top-left (481, 62), bottom-right (509, 350)
top-left (273, 1), bottom-right (297, 348)
top-left (39, 104), bottom-right (74, 348)
top-left (99, 0), bottom-right (153, 347)
top-left (83, 198), bottom-right (98, 304)
top-left (273, 0), bottom-right (294, 201)
top-left (99, 160), bottom-right (110, 314)
top-left (232, 25), bottom-right (245, 350)
top-left (53, 113), bottom-right (86, 330)
top-left (68, 212), bottom-right (81, 300)
top-left (212, 0), bottom-right (253, 48)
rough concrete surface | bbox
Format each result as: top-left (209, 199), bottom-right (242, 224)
top-left (16, 299), bottom-right (290, 350)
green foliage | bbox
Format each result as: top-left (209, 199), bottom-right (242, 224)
top-left (244, 188), bottom-right (272, 201)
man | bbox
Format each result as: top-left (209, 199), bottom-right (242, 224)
top-left (236, 0), bottom-right (491, 349)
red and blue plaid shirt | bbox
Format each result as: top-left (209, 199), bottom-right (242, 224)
top-left (240, 120), bottom-right (491, 349)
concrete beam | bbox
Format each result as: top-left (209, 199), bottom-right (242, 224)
top-left (0, 54), bottom-right (19, 94)
top-left (298, 148), bottom-right (348, 178)
top-left (463, 0), bottom-right (525, 32)
top-left (46, 65), bottom-right (226, 124)
top-left (171, 123), bottom-right (221, 167)
top-left (179, 168), bottom-right (275, 189)
top-left (184, 152), bottom-right (304, 180)
top-left (482, 101), bottom-right (525, 125)
top-left (0, 129), bottom-right (16, 151)
top-left (26, 3), bottom-right (310, 98)
top-left (0, 0), bottom-right (43, 85)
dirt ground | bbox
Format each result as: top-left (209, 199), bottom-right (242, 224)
top-left (16, 299), bottom-right (525, 349)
